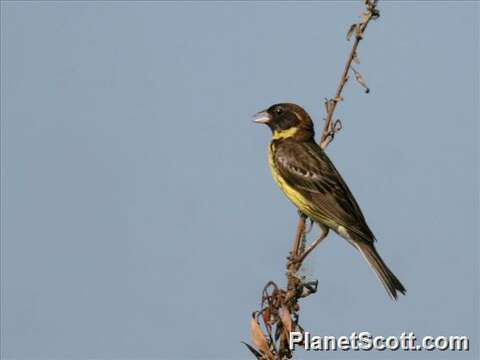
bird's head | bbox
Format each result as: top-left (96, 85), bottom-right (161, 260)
top-left (253, 103), bottom-right (314, 141)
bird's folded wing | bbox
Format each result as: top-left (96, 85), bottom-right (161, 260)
top-left (274, 141), bottom-right (375, 242)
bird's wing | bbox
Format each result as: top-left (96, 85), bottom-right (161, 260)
top-left (273, 140), bottom-right (375, 242)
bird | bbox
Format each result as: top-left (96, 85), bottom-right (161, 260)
top-left (254, 103), bottom-right (406, 300)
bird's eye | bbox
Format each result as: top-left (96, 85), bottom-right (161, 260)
top-left (275, 107), bottom-right (283, 115)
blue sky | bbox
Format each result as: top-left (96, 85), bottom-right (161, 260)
top-left (1, 1), bottom-right (478, 359)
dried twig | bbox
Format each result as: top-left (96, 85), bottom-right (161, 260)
top-left (320, 0), bottom-right (379, 149)
top-left (244, 1), bottom-right (379, 359)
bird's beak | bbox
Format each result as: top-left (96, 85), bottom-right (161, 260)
top-left (253, 111), bottom-right (272, 124)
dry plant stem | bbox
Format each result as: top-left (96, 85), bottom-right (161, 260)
top-left (286, 215), bottom-right (307, 298)
top-left (291, 213), bottom-right (307, 257)
top-left (320, 10), bottom-right (375, 149)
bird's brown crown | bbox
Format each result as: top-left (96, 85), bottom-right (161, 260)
top-left (254, 103), bottom-right (315, 141)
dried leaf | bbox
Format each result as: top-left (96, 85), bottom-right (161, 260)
top-left (352, 51), bottom-right (360, 64)
top-left (250, 317), bottom-right (269, 355)
top-left (262, 308), bottom-right (269, 324)
top-left (346, 23), bottom-right (356, 41)
top-left (261, 281), bottom-right (278, 308)
top-left (355, 23), bottom-right (364, 39)
top-left (351, 66), bottom-right (370, 93)
top-left (333, 119), bottom-right (343, 133)
top-left (262, 309), bottom-right (272, 332)
top-left (278, 306), bottom-right (293, 333)
top-left (241, 342), bottom-right (263, 359)
top-left (324, 99), bottom-right (334, 115)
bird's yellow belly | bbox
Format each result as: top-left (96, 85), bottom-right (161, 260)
top-left (268, 145), bottom-right (318, 220)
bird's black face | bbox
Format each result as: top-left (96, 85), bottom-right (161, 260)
top-left (253, 104), bottom-right (300, 132)
top-left (253, 103), bottom-right (314, 140)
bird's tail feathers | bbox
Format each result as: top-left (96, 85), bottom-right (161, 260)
top-left (357, 242), bottom-right (406, 301)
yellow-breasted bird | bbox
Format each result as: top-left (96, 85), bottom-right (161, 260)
top-left (254, 103), bottom-right (406, 300)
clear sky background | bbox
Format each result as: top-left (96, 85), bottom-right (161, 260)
top-left (1, 1), bottom-right (478, 359)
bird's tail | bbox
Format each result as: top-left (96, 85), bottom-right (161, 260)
top-left (357, 242), bottom-right (406, 300)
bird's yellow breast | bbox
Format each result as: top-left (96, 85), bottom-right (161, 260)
top-left (268, 143), bottom-right (316, 218)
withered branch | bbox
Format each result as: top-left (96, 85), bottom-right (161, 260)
top-left (320, 0), bottom-right (379, 149)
